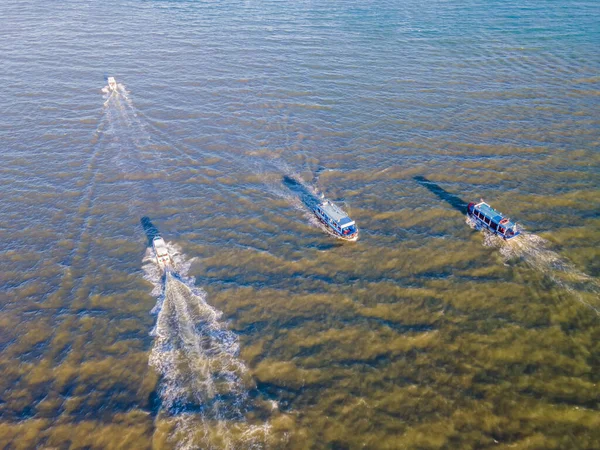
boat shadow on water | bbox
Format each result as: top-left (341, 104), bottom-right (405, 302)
top-left (282, 175), bottom-right (321, 210)
top-left (141, 216), bottom-right (162, 246)
top-left (413, 176), bottom-right (468, 214)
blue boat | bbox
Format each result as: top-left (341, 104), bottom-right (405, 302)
top-left (314, 200), bottom-right (359, 241)
top-left (467, 201), bottom-right (520, 240)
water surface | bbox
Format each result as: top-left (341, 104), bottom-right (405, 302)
top-left (1, 0), bottom-right (599, 448)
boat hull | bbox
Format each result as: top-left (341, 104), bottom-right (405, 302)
top-left (152, 237), bottom-right (174, 273)
top-left (107, 77), bottom-right (117, 91)
top-left (467, 212), bottom-right (520, 240)
top-left (314, 212), bottom-right (359, 241)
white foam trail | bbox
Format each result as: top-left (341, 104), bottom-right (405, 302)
top-left (142, 243), bottom-right (196, 307)
top-left (106, 86), bottom-right (233, 166)
top-left (501, 234), bottom-right (600, 315)
top-left (143, 246), bottom-right (270, 449)
top-left (465, 216), bottom-right (505, 248)
top-left (100, 80), bottom-right (166, 193)
top-left (467, 216), bottom-right (600, 315)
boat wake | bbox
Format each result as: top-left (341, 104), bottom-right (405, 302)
top-left (467, 217), bottom-right (600, 315)
top-left (102, 79), bottom-right (157, 156)
top-left (501, 234), bottom-right (600, 316)
top-left (465, 216), bottom-right (505, 248)
top-left (142, 247), bottom-right (271, 449)
top-left (102, 80), bottom-right (131, 108)
top-left (99, 78), bottom-right (166, 214)
top-left (142, 242), bottom-right (191, 295)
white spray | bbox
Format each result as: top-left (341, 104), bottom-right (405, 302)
top-left (466, 216), bottom-right (600, 315)
top-left (142, 244), bottom-right (270, 449)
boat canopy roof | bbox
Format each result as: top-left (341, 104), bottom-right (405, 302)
top-left (319, 201), bottom-right (355, 228)
top-left (475, 202), bottom-right (516, 228)
top-left (339, 217), bottom-right (355, 228)
top-left (153, 236), bottom-right (169, 255)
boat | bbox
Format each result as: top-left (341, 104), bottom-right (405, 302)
top-left (467, 201), bottom-right (520, 240)
top-left (314, 199), bottom-right (359, 241)
top-left (152, 236), bottom-right (173, 272)
top-left (107, 76), bottom-right (117, 91)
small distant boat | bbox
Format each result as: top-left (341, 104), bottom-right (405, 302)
top-left (467, 201), bottom-right (520, 240)
top-left (107, 76), bottom-right (117, 91)
top-left (314, 199), bottom-right (358, 241)
top-left (152, 236), bottom-right (173, 272)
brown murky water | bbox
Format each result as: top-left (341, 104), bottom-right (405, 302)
top-left (1, 0), bottom-right (599, 448)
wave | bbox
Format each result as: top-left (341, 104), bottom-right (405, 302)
top-left (143, 246), bottom-right (271, 449)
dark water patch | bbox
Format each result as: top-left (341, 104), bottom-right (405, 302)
top-left (17, 339), bottom-right (51, 363)
top-left (140, 216), bottom-right (161, 246)
top-left (366, 318), bottom-right (436, 334)
top-left (254, 381), bottom-right (302, 414)
top-left (53, 343), bottom-right (73, 365)
top-left (281, 174), bottom-right (321, 211)
top-left (413, 176), bottom-right (469, 214)
top-left (234, 320), bottom-right (272, 337)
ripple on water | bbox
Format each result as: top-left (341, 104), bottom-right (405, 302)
top-left (1, 0), bottom-right (599, 448)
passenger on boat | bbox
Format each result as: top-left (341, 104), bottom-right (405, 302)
top-left (343, 225), bottom-right (357, 235)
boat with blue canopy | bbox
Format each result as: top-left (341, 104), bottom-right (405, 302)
top-left (467, 201), bottom-right (520, 240)
top-left (314, 200), bottom-right (358, 241)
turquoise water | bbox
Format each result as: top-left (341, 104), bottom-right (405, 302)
top-left (1, 0), bottom-right (599, 448)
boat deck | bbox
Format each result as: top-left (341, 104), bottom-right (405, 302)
top-left (476, 202), bottom-right (516, 228)
top-left (320, 201), bottom-right (354, 226)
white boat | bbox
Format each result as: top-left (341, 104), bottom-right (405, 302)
top-left (107, 76), bottom-right (117, 91)
top-left (152, 236), bottom-right (173, 272)
top-left (314, 200), bottom-right (359, 241)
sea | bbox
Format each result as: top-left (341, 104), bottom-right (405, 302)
top-left (0, 0), bottom-right (599, 448)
